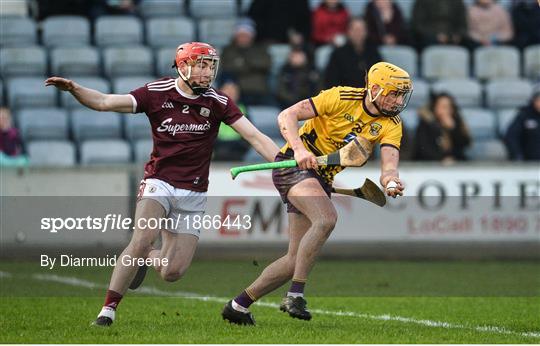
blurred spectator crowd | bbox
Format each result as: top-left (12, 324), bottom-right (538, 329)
top-left (0, 0), bottom-right (539, 167)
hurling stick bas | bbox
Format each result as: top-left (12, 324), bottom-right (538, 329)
top-left (331, 178), bottom-right (387, 207)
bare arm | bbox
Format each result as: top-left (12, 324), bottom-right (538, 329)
top-left (277, 99), bottom-right (318, 170)
top-left (380, 145), bottom-right (404, 197)
top-left (45, 77), bottom-right (134, 113)
top-left (230, 117), bottom-right (280, 162)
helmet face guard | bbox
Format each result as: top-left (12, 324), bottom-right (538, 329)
top-left (366, 62), bottom-right (413, 117)
top-left (177, 55), bottom-right (220, 95)
top-left (369, 80), bottom-right (413, 117)
top-left (173, 42), bottom-right (219, 95)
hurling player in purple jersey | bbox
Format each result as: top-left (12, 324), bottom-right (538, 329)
top-left (45, 42), bottom-right (280, 327)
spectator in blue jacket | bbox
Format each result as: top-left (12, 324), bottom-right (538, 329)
top-left (504, 86), bottom-right (540, 161)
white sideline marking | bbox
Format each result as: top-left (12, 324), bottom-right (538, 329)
top-left (0, 271), bottom-right (13, 278)
top-left (32, 273), bottom-right (540, 339)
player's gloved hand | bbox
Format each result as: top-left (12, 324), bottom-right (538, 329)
top-left (44, 77), bottom-right (76, 92)
top-left (294, 148), bottom-right (318, 170)
top-left (384, 178), bottom-right (404, 198)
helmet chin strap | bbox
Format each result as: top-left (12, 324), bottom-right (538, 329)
top-left (367, 87), bottom-right (385, 116)
top-left (367, 87), bottom-right (398, 117)
top-left (177, 66), bottom-right (209, 95)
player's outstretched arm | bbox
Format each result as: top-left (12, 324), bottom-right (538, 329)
top-left (45, 77), bottom-right (134, 113)
top-left (230, 117), bottom-right (280, 162)
top-left (277, 99), bottom-right (318, 170)
top-left (380, 145), bottom-right (404, 198)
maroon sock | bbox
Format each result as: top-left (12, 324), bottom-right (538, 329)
top-left (233, 290), bottom-right (255, 309)
top-left (103, 289), bottom-right (123, 310)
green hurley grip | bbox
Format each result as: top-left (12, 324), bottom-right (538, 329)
top-left (230, 159), bottom-right (298, 179)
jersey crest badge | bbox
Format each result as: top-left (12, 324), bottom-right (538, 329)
top-left (370, 123), bottom-right (382, 136)
top-left (200, 107), bottom-right (210, 117)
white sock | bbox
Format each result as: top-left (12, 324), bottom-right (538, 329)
top-left (231, 300), bottom-right (249, 313)
top-left (287, 292), bottom-right (304, 298)
top-left (98, 306), bottom-right (116, 321)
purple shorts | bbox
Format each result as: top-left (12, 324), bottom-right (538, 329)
top-left (272, 149), bottom-right (332, 214)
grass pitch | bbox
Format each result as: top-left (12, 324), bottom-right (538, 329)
top-left (0, 260), bottom-right (539, 343)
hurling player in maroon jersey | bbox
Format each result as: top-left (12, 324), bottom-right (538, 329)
top-left (45, 42), bottom-right (280, 326)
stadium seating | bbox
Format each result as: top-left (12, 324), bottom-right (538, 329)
top-left (399, 108), bottom-right (419, 132)
top-left (103, 46), bottom-right (154, 77)
top-left (2, 8), bottom-right (538, 164)
top-left (243, 138), bottom-right (285, 163)
top-left (0, 46), bottom-right (47, 78)
top-left (524, 44), bottom-right (540, 79)
top-left (27, 140), bottom-right (76, 167)
top-left (156, 48), bottom-right (177, 77)
top-left (138, 0), bottom-right (186, 18)
top-left (269, 44), bottom-right (291, 77)
top-left (486, 79), bottom-right (533, 109)
top-left (198, 18), bottom-right (237, 48)
top-left (112, 76), bottom-right (154, 94)
top-left (95, 16), bottom-right (143, 47)
top-left (431, 78), bottom-right (482, 108)
top-left (474, 46), bottom-right (520, 80)
top-left (342, 0), bottom-right (368, 16)
top-left (407, 79), bottom-right (429, 109)
top-left (380, 45), bottom-right (418, 77)
top-left (134, 138), bottom-right (153, 162)
top-left (247, 106), bottom-right (281, 138)
top-left (190, 0), bottom-right (238, 18)
top-left (8, 77), bottom-right (57, 109)
top-left (60, 77), bottom-right (110, 109)
top-left (461, 108), bottom-right (496, 140)
top-left (145, 17), bottom-right (195, 49)
top-left (42, 16), bottom-right (90, 47)
top-left (496, 108), bottom-right (518, 137)
top-left (315, 45), bottom-right (333, 72)
top-left (0, 0), bottom-right (28, 16)
top-left (241, 0), bottom-right (254, 13)
top-left (466, 139), bottom-right (507, 161)
top-left (17, 108), bottom-right (68, 141)
top-left (80, 139), bottom-right (131, 165)
top-left (422, 45), bottom-right (469, 80)
top-left (50, 46), bottom-right (101, 76)
top-left (242, 147), bottom-right (265, 163)
top-left (125, 115), bottom-right (152, 141)
top-left (71, 109), bottom-right (122, 142)
top-left (394, 0), bottom-right (414, 21)
top-left (0, 17), bottom-right (36, 47)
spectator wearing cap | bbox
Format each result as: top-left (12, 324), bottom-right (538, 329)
top-left (221, 18), bottom-right (273, 105)
top-left (504, 86), bottom-right (540, 161)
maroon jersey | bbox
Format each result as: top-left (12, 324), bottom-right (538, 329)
top-left (130, 77), bottom-right (244, 192)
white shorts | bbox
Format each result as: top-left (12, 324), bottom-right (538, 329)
top-left (137, 178), bottom-right (207, 237)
